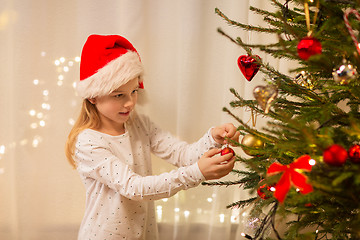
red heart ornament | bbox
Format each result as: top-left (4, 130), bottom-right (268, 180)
top-left (237, 55), bottom-right (261, 81)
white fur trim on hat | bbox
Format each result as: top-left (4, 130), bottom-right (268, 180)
top-left (76, 51), bottom-right (144, 99)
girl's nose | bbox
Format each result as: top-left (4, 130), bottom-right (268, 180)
top-left (124, 95), bottom-right (136, 108)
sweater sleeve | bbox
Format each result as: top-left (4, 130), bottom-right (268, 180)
top-left (75, 131), bottom-right (205, 201)
top-left (143, 116), bottom-right (222, 167)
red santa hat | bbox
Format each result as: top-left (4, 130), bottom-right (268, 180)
top-left (76, 34), bottom-right (144, 99)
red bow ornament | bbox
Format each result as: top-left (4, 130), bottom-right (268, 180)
top-left (267, 155), bottom-right (314, 203)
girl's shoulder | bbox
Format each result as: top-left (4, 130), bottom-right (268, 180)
top-left (77, 128), bottom-right (106, 142)
top-left (76, 129), bottom-right (129, 153)
top-left (78, 128), bottom-right (102, 137)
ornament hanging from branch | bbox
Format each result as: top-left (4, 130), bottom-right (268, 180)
top-left (297, 0), bottom-right (322, 60)
top-left (257, 179), bottom-right (275, 200)
top-left (348, 144), bottom-right (360, 163)
top-left (294, 71), bottom-right (314, 89)
top-left (323, 144), bottom-right (348, 166)
top-left (332, 59), bottom-right (357, 85)
top-left (241, 134), bottom-right (265, 156)
top-left (237, 54), bottom-right (261, 81)
top-left (297, 36), bottom-right (322, 60)
top-left (253, 85), bottom-right (278, 114)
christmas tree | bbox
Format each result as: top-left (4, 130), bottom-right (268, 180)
top-left (203, 0), bottom-right (360, 239)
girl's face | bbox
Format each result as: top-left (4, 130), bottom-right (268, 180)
top-left (89, 77), bottom-right (139, 135)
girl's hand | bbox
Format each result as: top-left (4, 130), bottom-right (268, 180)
top-left (211, 123), bottom-right (240, 145)
top-left (197, 148), bottom-right (235, 180)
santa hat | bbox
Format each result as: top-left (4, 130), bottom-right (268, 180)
top-left (76, 34), bottom-right (144, 99)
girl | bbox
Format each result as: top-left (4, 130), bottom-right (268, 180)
top-left (65, 34), bottom-right (239, 240)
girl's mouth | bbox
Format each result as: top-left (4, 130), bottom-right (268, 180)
top-left (119, 111), bottom-right (130, 116)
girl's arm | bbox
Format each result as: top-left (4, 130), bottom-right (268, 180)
top-left (146, 120), bottom-right (221, 167)
top-left (146, 117), bottom-right (239, 168)
top-left (75, 132), bottom-right (233, 201)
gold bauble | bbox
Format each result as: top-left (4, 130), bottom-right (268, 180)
top-left (241, 134), bottom-right (265, 156)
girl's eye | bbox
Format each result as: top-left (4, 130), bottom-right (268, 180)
top-left (132, 89), bottom-right (139, 94)
top-left (114, 94), bottom-right (123, 98)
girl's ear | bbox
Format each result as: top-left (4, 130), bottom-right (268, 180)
top-left (88, 98), bottom-right (96, 104)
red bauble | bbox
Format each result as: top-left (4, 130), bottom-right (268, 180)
top-left (348, 144), bottom-right (360, 163)
top-left (237, 55), bottom-right (261, 81)
top-left (323, 144), bottom-right (348, 166)
top-left (257, 179), bottom-right (273, 200)
top-left (297, 36), bottom-right (322, 60)
top-left (220, 147), bottom-right (235, 156)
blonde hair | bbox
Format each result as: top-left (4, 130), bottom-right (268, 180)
top-left (65, 99), bottom-right (101, 168)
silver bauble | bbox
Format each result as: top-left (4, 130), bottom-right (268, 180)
top-left (332, 60), bottom-right (357, 85)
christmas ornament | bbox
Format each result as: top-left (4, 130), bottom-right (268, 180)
top-left (237, 209), bottom-right (271, 239)
top-left (297, 36), bottom-right (322, 60)
top-left (220, 146), bottom-right (235, 156)
top-left (323, 144), bottom-right (348, 166)
top-left (241, 134), bottom-right (265, 156)
top-left (332, 60), bottom-right (357, 85)
top-left (253, 85), bottom-right (278, 114)
top-left (244, 214), bottom-right (271, 238)
top-left (294, 71), bottom-right (314, 89)
top-left (298, 1), bottom-right (321, 60)
top-left (267, 155), bottom-right (314, 203)
top-left (348, 144), bottom-right (360, 163)
top-left (257, 179), bottom-right (274, 200)
top-left (344, 8), bottom-right (360, 55)
top-left (237, 54), bottom-right (261, 81)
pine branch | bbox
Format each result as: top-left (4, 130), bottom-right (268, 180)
top-left (232, 169), bottom-right (258, 176)
top-left (223, 106), bottom-right (278, 144)
top-left (201, 179), bottom-right (247, 187)
top-left (226, 197), bottom-right (258, 209)
top-left (250, 5), bottom-right (280, 19)
top-left (215, 8), bottom-right (278, 33)
top-left (216, 28), bottom-right (240, 46)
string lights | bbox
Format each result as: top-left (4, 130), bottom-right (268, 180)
top-left (0, 51), bottom-right (80, 174)
top-left (26, 54), bottom-right (80, 147)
